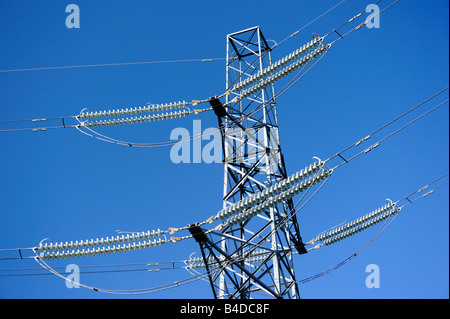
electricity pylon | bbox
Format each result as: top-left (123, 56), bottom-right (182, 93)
top-left (189, 26), bottom-right (308, 299)
top-left (13, 2), bottom-right (444, 300)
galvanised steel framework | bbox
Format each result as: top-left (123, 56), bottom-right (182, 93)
top-left (192, 26), bottom-right (308, 299)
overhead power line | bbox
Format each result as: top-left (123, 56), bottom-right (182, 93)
top-left (10, 171), bottom-right (442, 295)
top-left (0, 261), bottom-right (187, 277)
top-left (306, 173), bottom-right (449, 251)
top-left (3, 86), bottom-right (447, 262)
top-left (0, 0), bottom-right (347, 75)
top-left (0, 0), bottom-right (447, 298)
top-left (324, 0), bottom-right (400, 45)
top-left (324, 87), bottom-right (449, 167)
top-left (0, 0), bottom-right (402, 140)
top-left (273, 0), bottom-right (347, 48)
top-left (186, 172), bottom-right (448, 271)
top-left (0, 57), bottom-right (225, 74)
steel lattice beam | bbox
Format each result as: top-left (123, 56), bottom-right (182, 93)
top-left (191, 27), bottom-right (307, 299)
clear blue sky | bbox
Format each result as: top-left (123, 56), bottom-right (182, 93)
top-left (0, 0), bottom-right (448, 299)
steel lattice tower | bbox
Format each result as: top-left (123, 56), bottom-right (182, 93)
top-left (189, 26), bottom-right (308, 299)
